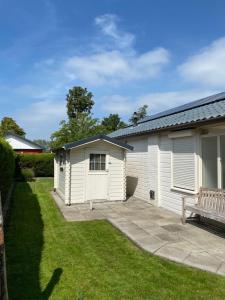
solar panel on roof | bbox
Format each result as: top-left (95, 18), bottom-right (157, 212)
top-left (140, 91), bottom-right (225, 123)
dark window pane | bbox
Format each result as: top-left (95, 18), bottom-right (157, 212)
top-left (101, 154), bottom-right (106, 164)
top-left (95, 163), bottom-right (101, 170)
top-left (101, 163), bottom-right (106, 170)
top-left (89, 162), bottom-right (95, 170)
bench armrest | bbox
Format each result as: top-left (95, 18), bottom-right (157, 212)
top-left (182, 193), bottom-right (198, 206)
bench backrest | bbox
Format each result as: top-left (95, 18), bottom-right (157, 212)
top-left (197, 187), bottom-right (225, 215)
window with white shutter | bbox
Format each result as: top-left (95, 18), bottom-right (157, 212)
top-left (172, 137), bottom-right (196, 191)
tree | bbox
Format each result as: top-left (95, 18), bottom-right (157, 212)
top-left (0, 117), bottom-right (25, 136)
top-left (129, 105), bottom-right (148, 125)
top-left (66, 86), bottom-right (95, 119)
top-left (101, 114), bottom-right (127, 133)
top-left (50, 113), bottom-right (106, 148)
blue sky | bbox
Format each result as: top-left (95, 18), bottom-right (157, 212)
top-left (1, 0), bottom-right (225, 139)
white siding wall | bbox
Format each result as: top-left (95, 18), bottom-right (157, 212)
top-left (58, 158), bottom-right (66, 199)
top-left (70, 141), bottom-right (125, 203)
top-left (125, 136), bottom-right (150, 201)
top-left (148, 136), bottom-right (160, 205)
top-left (124, 133), bottom-right (199, 214)
top-left (70, 148), bottom-right (86, 203)
top-left (108, 147), bottom-right (125, 201)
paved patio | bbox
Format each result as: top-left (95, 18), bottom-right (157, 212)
top-left (52, 192), bottom-right (225, 276)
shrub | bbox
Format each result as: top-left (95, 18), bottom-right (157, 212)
top-left (15, 153), bottom-right (54, 178)
top-left (21, 168), bottom-right (35, 181)
top-left (0, 138), bottom-right (15, 205)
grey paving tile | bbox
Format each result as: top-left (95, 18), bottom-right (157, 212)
top-left (155, 244), bottom-right (190, 263)
top-left (183, 251), bottom-right (222, 273)
top-left (136, 235), bottom-right (167, 253)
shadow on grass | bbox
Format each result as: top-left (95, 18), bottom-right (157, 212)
top-left (5, 182), bottom-right (62, 300)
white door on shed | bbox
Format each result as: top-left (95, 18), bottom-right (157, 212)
top-left (85, 151), bottom-right (109, 200)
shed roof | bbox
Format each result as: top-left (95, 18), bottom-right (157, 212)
top-left (109, 91), bottom-right (225, 138)
top-left (56, 134), bottom-right (133, 151)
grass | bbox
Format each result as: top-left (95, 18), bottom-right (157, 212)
top-left (5, 178), bottom-right (225, 300)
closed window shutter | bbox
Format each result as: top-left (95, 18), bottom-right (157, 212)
top-left (173, 137), bottom-right (195, 191)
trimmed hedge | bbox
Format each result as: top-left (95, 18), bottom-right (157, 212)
top-left (0, 138), bottom-right (15, 205)
top-left (15, 153), bottom-right (54, 178)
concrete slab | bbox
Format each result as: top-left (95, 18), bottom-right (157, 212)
top-left (183, 251), bottom-right (222, 273)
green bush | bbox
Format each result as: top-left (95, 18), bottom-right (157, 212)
top-left (0, 138), bottom-right (15, 205)
top-left (21, 168), bottom-right (35, 181)
top-left (15, 153), bottom-right (54, 178)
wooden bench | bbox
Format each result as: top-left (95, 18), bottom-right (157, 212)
top-left (182, 187), bottom-right (225, 224)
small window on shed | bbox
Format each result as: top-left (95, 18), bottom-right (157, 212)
top-left (89, 154), bottom-right (106, 171)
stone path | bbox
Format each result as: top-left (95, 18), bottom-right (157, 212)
top-left (52, 192), bottom-right (225, 276)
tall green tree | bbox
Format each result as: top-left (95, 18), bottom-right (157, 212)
top-left (129, 105), bottom-right (148, 124)
top-left (66, 86), bottom-right (95, 118)
top-left (0, 117), bottom-right (25, 136)
top-left (50, 113), bottom-right (106, 148)
top-left (101, 114), bottom-right (127, 133)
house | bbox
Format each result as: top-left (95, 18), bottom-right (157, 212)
top-left (108, 91), bottom-right (225, 215)
top-left (53, 135), bottom-right (133, 204)
top-left (5, 133), bottom-right (44, 154)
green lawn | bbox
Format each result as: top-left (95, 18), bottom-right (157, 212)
top-left (5, 178), bottom-right (225, 300)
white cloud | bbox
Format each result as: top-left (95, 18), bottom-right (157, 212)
top-left (62, 13), bottom-right (170, 86)
top-left (178, 37), bottom-right (225, 88)
top-left (15, 100), bottom-right (66, 139)
top-left (64, 48), bottom-right (169, 86)
top-left (94, 14), bottom-right (135, 49)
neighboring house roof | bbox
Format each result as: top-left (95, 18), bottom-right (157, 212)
top-left (54, 134), bottom-right (133, 151)
top-left (5, 132), bottom-right (44, 150)
top-left (109, 91), bottom-right (225, 138)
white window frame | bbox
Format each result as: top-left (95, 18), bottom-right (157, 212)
top-left (200, 134), bottom-right (224, 189)
top-left (89, 153), bottom-right (107, 171)
top-left (86, 150), bottom-right (109, 175)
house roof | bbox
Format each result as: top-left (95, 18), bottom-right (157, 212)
top-left (109, 91), bottom-right (225, 138)
top-left (5, 132), bottom-right (44, 149)
top-left (55, 134), bottom-right (133, 151)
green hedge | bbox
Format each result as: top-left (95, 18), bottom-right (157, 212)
top-left (0, 138), bottom-right (15, 205)
top-left (15, 153), bottom-right (54, 178)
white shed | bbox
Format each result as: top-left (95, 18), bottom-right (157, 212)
top-left (53, 135), bottom-right (133, 205)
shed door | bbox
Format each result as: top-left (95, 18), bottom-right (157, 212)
top-left (85, 151), bottom-right (109, 201)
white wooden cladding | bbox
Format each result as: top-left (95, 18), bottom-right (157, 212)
top-left (173, 137), bottom-right (196, 191)
top-left (198, 188), bottom-right (225, 215)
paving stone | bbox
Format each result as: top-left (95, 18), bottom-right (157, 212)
top-left (155, 244), bottom-right (190, 263)
top-left (155, 232), bottom-right (181, 243)
top-left (183, 251), bottom-right (222, 273)
top-left (135, 235), bottom-right (167, 253)
top-left (162, 224), bottom-right (187, 232)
